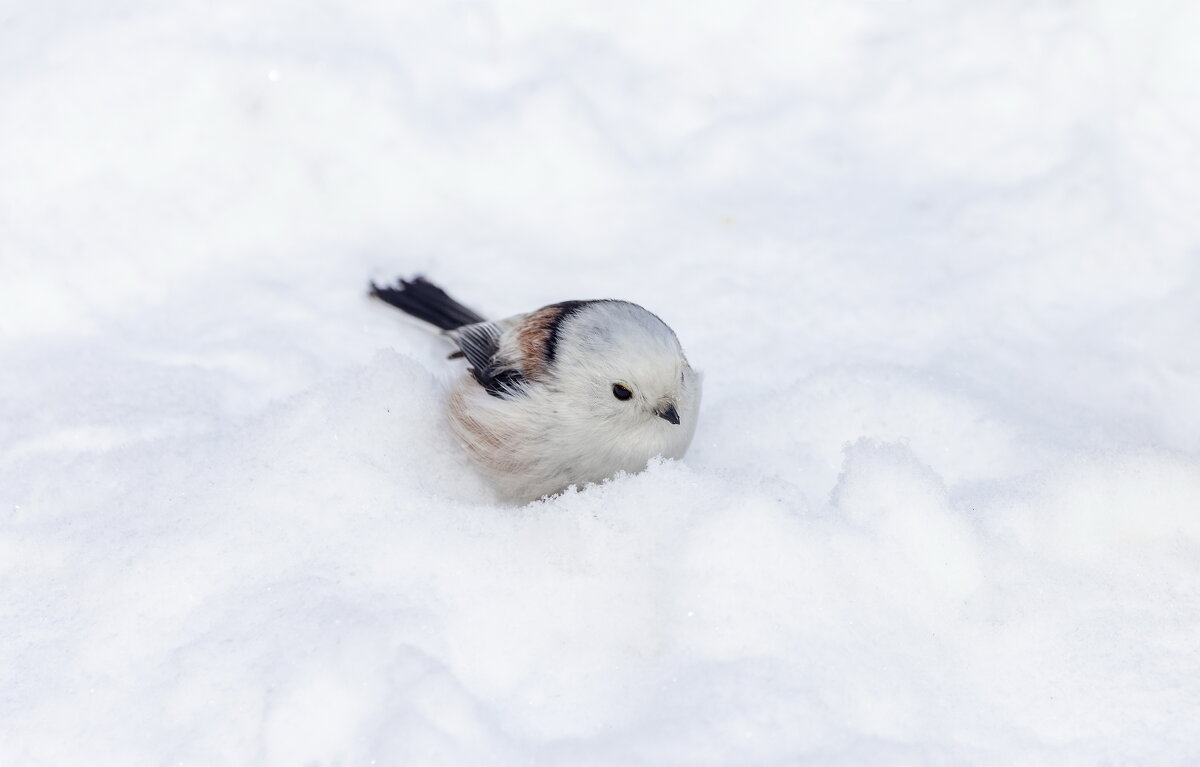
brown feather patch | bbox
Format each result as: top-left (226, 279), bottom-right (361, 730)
top-left (514, 305), bottom-right (562, 380)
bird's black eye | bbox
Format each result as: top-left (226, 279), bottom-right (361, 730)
top-left (612, 383), bottom-right (633, 401)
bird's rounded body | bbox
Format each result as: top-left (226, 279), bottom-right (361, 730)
top-left (371, 278), bottom-right (701, 502)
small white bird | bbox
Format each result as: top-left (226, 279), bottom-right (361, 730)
top-left (371, 276), bottom-right (702, 502)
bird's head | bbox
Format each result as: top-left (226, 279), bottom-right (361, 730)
top-left (549, 301), bottom-right (701, 460)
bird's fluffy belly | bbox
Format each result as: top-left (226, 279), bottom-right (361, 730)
top-left (447, 377), bottom-right (677, 502)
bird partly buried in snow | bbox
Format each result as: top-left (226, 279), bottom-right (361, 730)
top-left (370, 276), bottom-right (701, 502)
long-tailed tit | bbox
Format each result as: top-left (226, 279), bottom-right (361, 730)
top-left (370, 276), bottom-right (701, 502)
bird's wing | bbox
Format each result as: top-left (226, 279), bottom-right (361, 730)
top-left (451, 320), bottom-right (528, 398)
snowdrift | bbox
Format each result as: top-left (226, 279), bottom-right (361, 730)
top-left (3, 2), bottom-right (1199, 763)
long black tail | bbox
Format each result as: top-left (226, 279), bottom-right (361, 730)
top-left (369, 276), bottom-right (487, 331)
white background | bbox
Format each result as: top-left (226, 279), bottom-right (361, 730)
top-left (3, 1), bottom-right (1199, 763)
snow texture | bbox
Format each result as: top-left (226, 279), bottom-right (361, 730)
top-left (3, 1), bottom-right (1200, 764)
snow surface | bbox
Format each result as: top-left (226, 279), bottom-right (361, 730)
top-left (3, 1), bottom-right (1200, 764)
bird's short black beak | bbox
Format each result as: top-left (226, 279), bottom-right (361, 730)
top-left (657, 403), bottom-right (681, 425)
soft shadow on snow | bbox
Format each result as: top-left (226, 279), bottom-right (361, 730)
top-left (5, 352), bottom-right (1199, 763)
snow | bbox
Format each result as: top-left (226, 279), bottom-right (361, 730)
top-left (3, 1), bottom-right (1200, 763)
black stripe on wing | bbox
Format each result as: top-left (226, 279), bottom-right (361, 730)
top-left (454, 323), bottom-right (527, 398)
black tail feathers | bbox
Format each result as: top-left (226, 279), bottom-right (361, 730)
top-left (369, 276), bottom-right (487, 331)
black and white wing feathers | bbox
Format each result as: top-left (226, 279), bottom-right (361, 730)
top-left (452, 322), bottom-right (527, 398)
top-left (368, 275), bottom-right (528, 398)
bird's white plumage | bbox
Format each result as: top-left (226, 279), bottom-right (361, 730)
top-left (445, 299), bottom-right (701, 501)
